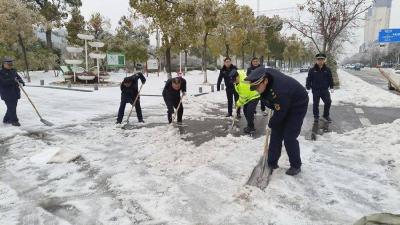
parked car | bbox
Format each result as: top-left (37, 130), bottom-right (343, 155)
top-left (300, 66), bottom-right (309, 73)
top-left (354, 63), bottom-right (362, 71)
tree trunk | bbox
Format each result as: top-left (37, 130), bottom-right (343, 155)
top-left (326, 51), bottom-right (339, 88)
top-left (45, 28), bottom-right (53, 49)
top-left (166, 46), bottom-right (172, 79)
top-left (225, 44), bottom-right (230, 58)
top-left (202, 33), bottom-right (208, 83)
top-left (260, 55), bottom-right (264, 66)
top-left (17, 33), bottom-right (30, 82)
top-left (241, 44), bottom-right (245, 69)
top-left (184, 50), bottom-right (188, 76)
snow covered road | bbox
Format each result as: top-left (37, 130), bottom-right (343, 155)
top-left (1, 70), bottom-right (400, 224)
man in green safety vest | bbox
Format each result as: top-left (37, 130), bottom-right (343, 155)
top-left (229, 69), bottom-right (260, 134)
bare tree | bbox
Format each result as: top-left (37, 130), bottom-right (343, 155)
top-left (286, 0), bottom-right (373, 87)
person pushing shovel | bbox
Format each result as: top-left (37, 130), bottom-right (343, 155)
top-left (162, 77), bottom-right (186, 124)
top-left (0, 57), bottom-right (24, 127)
top-left (245, 66), bottom-right (308, 176)
top-left (116, 71), bottom-right (146, 124)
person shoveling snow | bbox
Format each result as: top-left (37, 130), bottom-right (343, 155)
top-left (245, 66), bottom-right (309, 177)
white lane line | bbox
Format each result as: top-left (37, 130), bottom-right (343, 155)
top-left (359, 117), bottom-right (372, 126)
top-left (354, 108), bottom-right (364, 114)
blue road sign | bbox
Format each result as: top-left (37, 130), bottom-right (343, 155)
top-left (379, 29), bottom-right (400, 43)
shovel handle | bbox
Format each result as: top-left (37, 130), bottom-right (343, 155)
top-left (172, 94), bottom-right (184, 122)
top-left (18, 82), bottom-right (43, 119)
top-left (126, 83), bottom-right (144, 123)
top-left (263, 109), bottom-right (273, 156)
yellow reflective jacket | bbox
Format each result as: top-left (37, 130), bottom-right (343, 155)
top-left (234, 70), bottom-right (260, 107)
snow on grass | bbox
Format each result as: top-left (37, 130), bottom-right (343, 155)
top-left (0, 70), bottom-right (222, 139)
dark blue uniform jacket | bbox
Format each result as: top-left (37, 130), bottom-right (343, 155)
top-left (0, 67), bottom-right (24, 101)
top-left (261, 68), bottom-right (309, 129)
top-left (121, 72), bottom-right (146, 101)
top-left (217, 65), bottom-right (237, 90)
top-left (306, 64), bottom-right (334, 90)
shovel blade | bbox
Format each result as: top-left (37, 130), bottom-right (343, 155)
top-left (246, 155), bottom-right (272, 190)
top-left (41, 118), bottom-right (54, 126)
top-left (122, 123), bottom-right (135, 130)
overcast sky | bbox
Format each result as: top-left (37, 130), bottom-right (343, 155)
top-left (80, 0), bottom-right (400, 58)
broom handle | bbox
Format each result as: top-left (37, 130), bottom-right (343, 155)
top-left (126, 83), bottom-right (144, 123)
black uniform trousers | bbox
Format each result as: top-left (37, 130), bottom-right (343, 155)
top-left (268, 100), bottom-right (308, 169)
top-left (117, 93), bottom-right (143, 123)
top-left (226, 87), bottom-right (240, 116)
top-left (312, 89), bottom-right (331, 119)
top-left (164, 96), bottom-right (183, 123)
top-left (3, 99), bottom-right (18, 123)
top-left (243, 99), bottom-right (259, 129)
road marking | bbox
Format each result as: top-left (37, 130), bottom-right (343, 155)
top-left (359, 117), bottom-right (372, 126)
top-left (354, 108), bottom-right (364, 114)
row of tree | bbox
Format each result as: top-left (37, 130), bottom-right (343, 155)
top-left (129, 0), bottom-right (320, 81)
top-left (2, 0), bottom-right (371, 86)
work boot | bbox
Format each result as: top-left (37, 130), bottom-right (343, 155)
top-left (236, 114), bottom-right (242, 119)
top-left (11, 121), bottom-right (21, 127)
top-left (138, 119), bottom-right (145, 123)
top-left (225, 114), bottom-right (232, 117)
top-left (286, 167), bottom-right (301, 176)
top-left (314, 118), bottom-right (319, 123)
top-left (323, 116), bottom-right (332, 123)
top-left (243, 127), bottom-right (256, 134)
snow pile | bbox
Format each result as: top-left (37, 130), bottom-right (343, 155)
top-left (290, 69), bottom-right (400, 108)
top-left (0, 70), bottom-right (223, 139)
top-left (332, 70), bottom-right (400, 107)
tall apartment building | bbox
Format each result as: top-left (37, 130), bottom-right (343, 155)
top-left (361, 0), bottom-right (392, 51)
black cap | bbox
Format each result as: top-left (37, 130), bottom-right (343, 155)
top-left (244, 66), bottom-right (266, 84)
top-left (3, 56), bottom-right (14, 63)
top-left (315, 53), bottom-right (327, 59)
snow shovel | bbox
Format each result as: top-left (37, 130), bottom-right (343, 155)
top-left (246, 109), bottom-right (273, 190)
top-left (228, 107), bottom-right (240, 132)
top-left (171, 95), bottom-right (184, 125)
top-left (18, 82), bottom-right (54, 126)
top-left (123, 84), bottom-right (144, 129)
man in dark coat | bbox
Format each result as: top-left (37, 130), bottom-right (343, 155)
top-left (245, 66), bottom-right (309, 176)
top-left (162, 77), bottom-right (186, 124)
top-left (217, 57), bottom-right (240, 118)
top-left (0, 57), bottom-right (25, 126)
top-left (306, 53), bottom-right (334, 123)
top-left (116, 72), bottom-right (146, 124)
